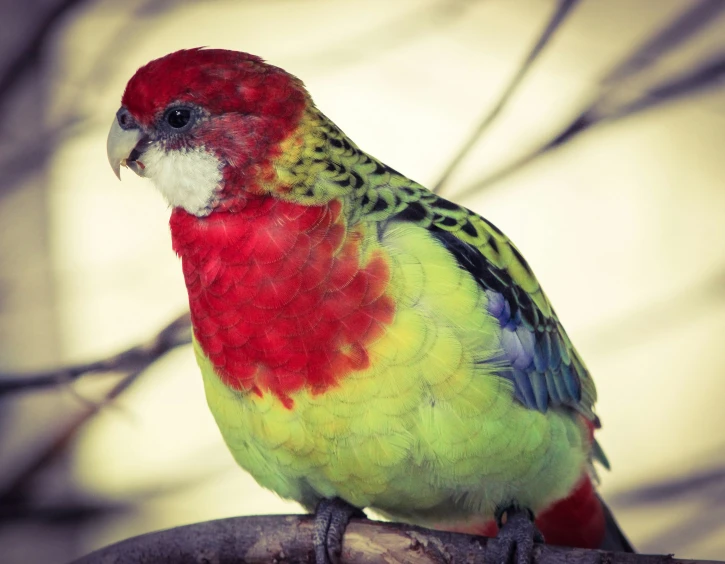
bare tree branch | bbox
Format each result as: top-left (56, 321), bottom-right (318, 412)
top-left (612, 50), bottom-right (725, 119)
top-left (449, 0), bottom-right (725, 199)
top-left (614, 464), bottom-right (725, 507)
top-left (0, 499), bottom-right (130, 523)
top-left (0, 365), bottom-right (146, 506)
top-left (0, 0), bottom-right (92, 108)
top-left (432, 0), bottom-right (582, 195)
top-left (0, 312), bottom-right (191, 395)
top-left (0, 313), bottom-right (191, 506)
top-left (69, 515), bottom-right (717, 564)
top-left (452, 50), bottom-right (725, 199)
top-left (601, 0), bottom-right (725, 87)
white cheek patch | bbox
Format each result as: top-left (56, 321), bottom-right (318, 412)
top-left (139, 144), bottom-right (223, 216)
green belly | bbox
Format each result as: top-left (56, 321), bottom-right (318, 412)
top-left (194, 224), bottom-right (588, 524)
top-left (196, 336), bottom-right (587, 524)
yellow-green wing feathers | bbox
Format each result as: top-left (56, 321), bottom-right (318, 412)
top-left (195, 221), bottom-right (590, 523)
top-left (196, 106), bottom-right (601, 522)
top-left (301, 107), bottom-right (599, 422)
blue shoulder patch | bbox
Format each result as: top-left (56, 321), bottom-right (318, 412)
top-left (425, 227), bottom-right (585, 414)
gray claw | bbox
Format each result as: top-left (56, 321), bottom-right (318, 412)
top-left (313, 497), bottom-right (365, 564)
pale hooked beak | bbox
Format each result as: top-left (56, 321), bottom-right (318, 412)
top-left (106, 111), bottom-right (147, 180)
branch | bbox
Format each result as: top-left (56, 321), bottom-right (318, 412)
top-left (450, 0), bottom-right (725, 199)
top-left (0, 367), bottom-right (146, 505)
top-left (69, 515), bottom-right (715, 564)
top-left (0, 499), bottom-right (130, 523)
top-left (600, 0), bottom-right (725, 87)
top-left (614, 464), bottom-right (725, 507)
top-left (0, 313), bottom-right (192, 505)
top-left (452, 48), bottom-right (725, 199)
top-left (0, 312), bottom-right (191, 395)
top-left (0, 0), bottom-right (91, 108)
top-left (432, 0), bottom-right (582, 195)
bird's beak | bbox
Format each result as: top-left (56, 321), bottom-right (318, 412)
top-left (106, 114), bottom-right (146, 180)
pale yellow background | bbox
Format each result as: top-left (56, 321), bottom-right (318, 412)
top-left (1, 0), bottom-right (724, 562)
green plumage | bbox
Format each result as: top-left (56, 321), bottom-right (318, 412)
top-left (195, 105), bottom-right (603, 528)
top-left (276, 106), bottom-right (598, 422)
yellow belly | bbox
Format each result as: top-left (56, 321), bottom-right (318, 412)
top-left (195, 223), bottom-right (588, 523)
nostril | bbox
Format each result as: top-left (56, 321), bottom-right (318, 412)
top-left (116, 107), bottom-right (137, 130)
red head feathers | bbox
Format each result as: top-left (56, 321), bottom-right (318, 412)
top-left (108, 48), bottom-right (312, 215)
top-left (122, 48), bottom-right (307, 128)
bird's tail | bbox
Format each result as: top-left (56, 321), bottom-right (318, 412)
top-left (435, 476), bottom-right (635, 553)
top-left (534, 475), bottom-right (635, 552)
top-left (598, 494), bottom-right (635, 552)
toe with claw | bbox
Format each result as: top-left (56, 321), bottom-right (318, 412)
top-left (313, 497), bottom-right (366, 564)
top-left (489, 505), bottom-right (544, 564)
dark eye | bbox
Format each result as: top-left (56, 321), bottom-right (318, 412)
top-left (164, 107), bottom-right (193, 130)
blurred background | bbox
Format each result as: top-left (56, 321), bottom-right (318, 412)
top-left (1, 0), bottom-right (725, 562)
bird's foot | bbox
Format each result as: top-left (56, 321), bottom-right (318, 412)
top-left (489, 505), bottom-right (544, 564)
top-left (313, 497), bottom-right (365, 564)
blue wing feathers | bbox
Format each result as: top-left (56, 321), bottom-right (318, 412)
top-left (545, 370), bottom-right (562, 404)
top-left (427, 227), bottom-right (589, 415)
top-left (513, 369), bottom-right (538, 410)
top-left (530, 371), bottom-right (549, 412)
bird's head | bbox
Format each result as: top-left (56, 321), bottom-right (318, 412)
top-left (107, 48), bottom-right (309, 216)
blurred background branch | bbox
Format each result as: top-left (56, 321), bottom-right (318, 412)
top-left (433, 0), bottom-right (582, 195)
top-left (448, 0), bottom-right (725, 198)
top-left (0, 0), bottom-right (91, 108)
top-left (0, 313), bottom-right (190, 395)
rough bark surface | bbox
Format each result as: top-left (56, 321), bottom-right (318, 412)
top-left (69, 515), bottom-right (718, 564)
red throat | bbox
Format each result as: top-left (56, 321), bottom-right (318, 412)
top-left (171, 197), bottom-right (395, 408)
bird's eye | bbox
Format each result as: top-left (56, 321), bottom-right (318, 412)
top-left (164, 107), bottom-right (194, 130)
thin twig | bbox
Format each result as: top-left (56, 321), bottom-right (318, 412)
top-left (0, 312), bottom-right (191, 395)
top-left (450, 0), bottom-right (725, 199)
top-left (452, 48), bottom-right (725, 199)
top-left (0, 499), bottom-right (131, 523)
top-left (0, 312), bottom-right (191, 503)
top-left (601, 0), bottom-right (725, 86)
top-left (0, 365), bottom-right (147, 505)
top-left (0, 0), bottom-right (92, 108)
top-left (612, 50), bottom-right (725, 119)
top-left (614, 465), bottom-right (725, 507)
top-left (432, 0), bottom-right (581, 195)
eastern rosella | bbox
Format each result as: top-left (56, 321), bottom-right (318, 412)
top-left (107, 48), bottom-right (632, 563)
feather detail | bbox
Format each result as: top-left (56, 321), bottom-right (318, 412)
top-left (172, 198), bottom-right (395, 406)
top-left (118, 48), bottom-right (614, 553)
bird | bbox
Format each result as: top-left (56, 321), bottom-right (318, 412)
top-left (107, 48), bottom-right (633, 563)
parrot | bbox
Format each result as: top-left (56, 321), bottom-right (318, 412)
top-left (106, 48), bottom-right (633, 563)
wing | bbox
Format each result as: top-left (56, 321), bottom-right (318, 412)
top-left (307, 115), bottom-right (597, 421)
top-left (385, 190), bottom-right (599, 423)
